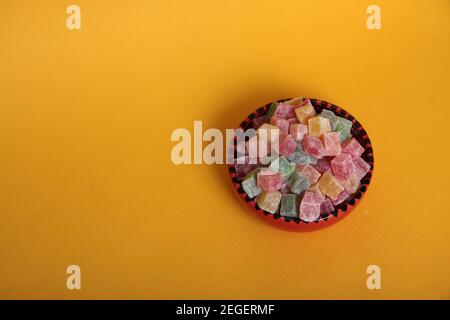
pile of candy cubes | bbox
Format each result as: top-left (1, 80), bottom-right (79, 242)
top-left (235, 98), bottom-right (371, 222)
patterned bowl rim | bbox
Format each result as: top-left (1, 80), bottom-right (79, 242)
top-left (227, 98), bottom-right (374, 231)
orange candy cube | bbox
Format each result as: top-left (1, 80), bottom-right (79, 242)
top-left (294, 99), bottom-right (316, 124)
top-left (318, 171), bottom-right (344, 200)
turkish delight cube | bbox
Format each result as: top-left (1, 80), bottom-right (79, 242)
top-left (353, 157), bottom-right (371, 179)
top-left (278, 133), bottom-right (297, 157)
top-left (234, 155), bottom-right (256, 180)
top-left (280, 181), bottom-right (291, 194)
top-left (269, 156), bottom-right (296, 181)
top-left (334, 116), bottom-right (353, 142)
top-left (257, 123), bottom-right (278, 136)
top-left (289, 172), bottom-right (311, 195)
top-left (308, 116), bottom-right (331, 137)
top-left (338, 176), bottom-right (360, 195)
top-left (287, 117), bottom-right (299, 125)
top-left (296, 164), bottom-right (321, 184)
top-left (273, 102), bottom-right (296, 119)
top-left (270, 116), bottom-right (290, 134)
top-left (286, 97), bottom-right (304, 106)
top-left (294, 99), bottom-right (316, 124)
top-left (320, 198), bottom-right (335, 215)
top-left (320, 109), bottom-right (338, 129)
top-left (241, 169), bottom-right (262, 198)
top-left (290, 123), bottom-right (308, 141)
top-left (312, 157), bottom-right (331, 173)
top-left (266, 102), bottom-right (278, 117)
top-left (256, 191), bottom-right (282, 213)
top-left (257, 170), bottom-right (282, 192)
top-left (318, 171), bottom-right (345, 200)
top-left (322, 132), bottom-right (341, 157)
top-left (308, 183), bottom-right (326, 200)
top-left (331, 153), bottom-right (355, 181)
top-left (257, 123), bottom-right (280, 143)
top-left (341, 138), bottom-right (364, 159)
top-left (299, 191), bottom-right (322, 222)
top-left (302, 135), bottom-right (325, 159)
top-left (331, 190), bottom-right (350, 206)
top-left (287, 142), bottom-right (317, 165)
top-left (280, 194), bottom-right (299, 218)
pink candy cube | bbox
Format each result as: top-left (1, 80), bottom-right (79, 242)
top-left (234, 161), bottom-right (255, 180)
top-left (257, 171), bottom-right (282, 192)
top-left (331, 153), bottom-right (355, 180)
top-left (273, 102), bottom-right (296, 119)
top-left (338, 176), bottom-right (360, 194)
top-left (299, 191), bottom-right (322, 222)
top-left (302, 135), bottom-right (325, 159)
top-left (353, 157), bottom-right (371, 179)
top-left (280, 181), bottom-right (291, 194)
top-left (341, 138), bottom-right (364, 159)
top-left (270, 116), bottom-right (290, 134)
top-left (296, 164), bottom-right (321, 184)
top-left (322, 132), bottom-right (341, 157)
top-left (278, 133), bottom-right (297, 157)
top-left (331, 190), bottom-right (349, 206)
top-left (289, 123), bottom-right (308, 141)
top-left (312, 158), bottom-right (331, 173)
top-left (287, 117), bottom-right (299, 125)
top-left (320, 198), bottom-right (334, 215)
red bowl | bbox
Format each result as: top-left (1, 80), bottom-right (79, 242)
top-left (227, 98), bottom-right (374, 231)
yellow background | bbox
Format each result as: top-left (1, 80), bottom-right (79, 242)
top-left (0, 0), bottom-right (449, 299)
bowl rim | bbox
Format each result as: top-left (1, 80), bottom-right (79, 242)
top-left (227, 98), bottom-right (374, 231)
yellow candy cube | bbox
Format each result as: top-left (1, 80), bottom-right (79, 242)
top-left (318, 171), bottom-right (344, 200)
top-left (256, 191), bottom-right (282, 213)
top-left (308, 183), bottom-right (325, 200)
top-left (294, 100), bottom-right (316, 124)
top-left (308, 116), bottom-right (331, 137)
top-left (286, 97), bottom-right (304, 106)
top-left (257, 123), bottom-right (280, 142)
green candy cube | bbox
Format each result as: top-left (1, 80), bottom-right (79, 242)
top-left (307, 156), bottom-right (318, 165)
top-left (321, 110), bottom-right (353, 141)
top-left (287, 143), bottom-right (318, 165)
top-left (280, 194), bottom-right (299, 218)
top-left (269, 156), bottom-right (296, 181)
top-left (241, 169), bottom-right (261, 198)
top-left (289, 172), bottom-right (311, 195)
top-left (320, 109), bottom-right (338, 129)
top-left (334, 116), bottom-right (353, 142)
top-left (266, 102), bottom-right (278, 117)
